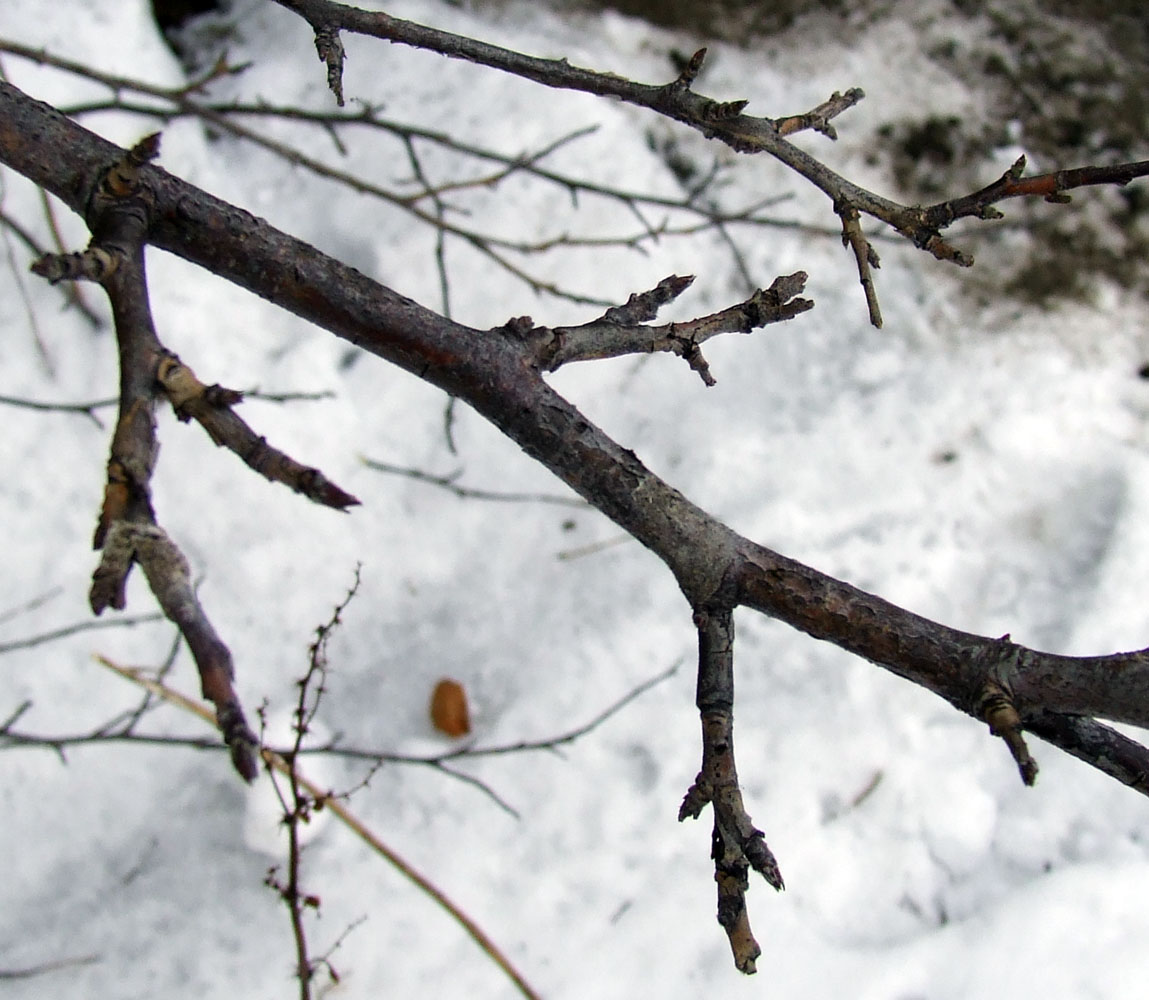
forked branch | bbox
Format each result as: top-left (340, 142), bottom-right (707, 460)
top-left (271, 0), bottom-right (1149, 325)
top-left (679, 607), bottom-right (782, 974)
top-left (523, 272), bottom-right (812, 384)
top-left (25, 129), bottom-right (355, 779)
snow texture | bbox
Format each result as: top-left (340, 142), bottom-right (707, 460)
top-left (2, 0), bottom-right (1149, 997)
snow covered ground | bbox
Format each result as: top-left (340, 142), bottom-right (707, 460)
top-left (3, 1), bottom-right (1149, 997)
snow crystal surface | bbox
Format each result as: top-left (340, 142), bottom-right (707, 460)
top-left (3, 0), bottom-right (1149, 997)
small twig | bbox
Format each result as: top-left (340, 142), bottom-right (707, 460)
top-left (0, 387), bottom-right (334, 426)
top-left (245, 388), bottom-right (337, 404)
top-left (0, 699), bottom-right (33, 731)
top-left (773, 88), bottom-right (865, 139)
top-left (978, 678), bottom-right (1038, 786)
top-left (3, 663), bottom-right (679, 819)
top-left (442, 396), bottom-right (459, 455)
top-left (106, 628), bottom-right (182, 737)
top-left (555, 534), bottom-right (631, 561)
top-left (0, 955), bottom-right (100, 980)
top-left (398, 131), bottom-right (461, 459)
top-left (923, 155), bottom-right (1149, 230)
top-left (679, 609), bottom-right (781, 975)
top-left (96, 654), bottom-right (544, 1000)
top-left (0, 392), bottom-right (108, 427)
top-left (399, 134), bottom-right (452, 318)
top-left (1, 203), bottom-right (104, 328)
top-left (310, 914), bottom-right (367, 988)
top-left (360, 457), bottom-right (586, 507)
top-left (156, 353), bottom-right (359, 510)
top-left (838, 204), bottom-right (882, 329)
top-left (445, 660), bottom-right (680, 760)
top-left (1024, 712), bottom-right (1149, 794)
top-left (38, 187), bottom-right (102, 326)
top-left (0, 585), bottom-right (63, 626)
top-left (430, 761), bottom-right (521, 819)
top-left (0, 612), bottom-right (162, 654)
top-left (535, 272), bottom-right (812, 383)
top-left (0, 185), bottom-right (54, 371)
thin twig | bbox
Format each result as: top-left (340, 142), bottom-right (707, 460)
top-left (0, 955), bottom-right (99, 980)
top-left (4, 662), bottom-right (678, 819)
top-left (0, 387), bottom-right (334, 426)
top-left (95, 654), bottom-right (543, 1000)
top-left (0, 613), bottom-right (163, 654)
top-left (263, 6), bottom-right (1149, 324)
top-left (0, 392), bottom-right (108, 426)
top-left (361, 457), bottom-right (586, 506)
top-left (0, 586), bottom-right (63, 626)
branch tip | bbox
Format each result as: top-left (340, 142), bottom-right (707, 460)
top-left (684, 608), bottom-right (780, 973)
top-left (219, 699), bottom-right (261, 781)
top-left (31, 246), bottom-right (121, 284)
top-left (979, 680), bottom-right (1038, 786)
top-left (678, 47), bottom-right (707, 86)
top-left (314, 24), bottom-right (346, 106)
top-left (104, 131), bottom-right (162, 198)
top-left (773, 88), bottom-right (866, 139)
top-left (603, 273), bottom-right (694, 325)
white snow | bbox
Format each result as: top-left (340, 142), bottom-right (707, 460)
top-left (3, 0), bottom-right (1149, 997)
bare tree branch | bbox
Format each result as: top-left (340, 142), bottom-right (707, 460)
top-left (268, 1), bottom-right (1149, 324)
top-left (0, 38), bottom-right (800, 309)
top-left (361, 457), bottom-right (587, 507)
top-left (530, 272), bottom-right (812, 382)
top-left (679, 607), bottom-right (781, 973)
top-left (4, 14), bottom-right (1149, 970)
top-left (94, 653), bottom-right (544, 1000)
top-left (0, 612), bottom-right (163, 654)
top-left (5, 76), bottom-right (1148, 770)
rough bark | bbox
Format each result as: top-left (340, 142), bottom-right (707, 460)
top-left (5, 79), bottom-right (1149, 741)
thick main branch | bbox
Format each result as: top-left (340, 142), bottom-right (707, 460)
top-left (5, 81), bottom-right (1149, 755)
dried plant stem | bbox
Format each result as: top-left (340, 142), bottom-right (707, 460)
top-left (94, 655), bottom-right (542, 1000)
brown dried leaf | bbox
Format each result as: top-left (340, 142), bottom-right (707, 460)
top-left (430, 678), bottom-right (471, 737)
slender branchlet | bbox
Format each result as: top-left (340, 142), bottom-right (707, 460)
top-left (679, 607), bottom-right (782, 975)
